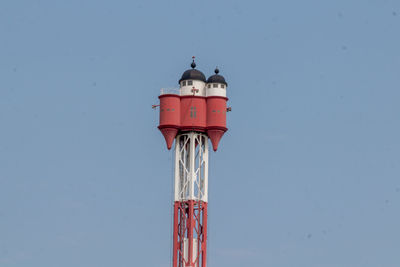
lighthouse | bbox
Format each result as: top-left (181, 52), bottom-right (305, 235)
top-left (156, 58), bottom-right (229, 267)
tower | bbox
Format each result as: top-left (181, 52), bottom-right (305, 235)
top-left (157, 58), bottom-right (229, 267)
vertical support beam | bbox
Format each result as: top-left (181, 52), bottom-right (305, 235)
top-left (203, 137), bottom-right (209, 202)
top-left (189, 133), bottom-right (196, 199)
top-left (179, 203), bottom-right (185, 267)
top-left (174, 140), bottom-right (180, 201)
top-left (188, 200), bottom-right (194, 265)
top-left (173, 202), bottom-right (179, 267)
top-left (201, 203), bottom-right (208, 267)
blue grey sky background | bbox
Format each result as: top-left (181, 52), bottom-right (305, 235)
top-left (1, 0), bottom-right (400, 266)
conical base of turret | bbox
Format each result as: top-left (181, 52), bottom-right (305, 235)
top-left (159, 127), bottom-right (178, 149)
top-left (207, 129), bottom-right (225, 151)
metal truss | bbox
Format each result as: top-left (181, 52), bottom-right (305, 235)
top-left (173, 200), bottom-right (207, 267)
top-left (174, 132), bottom-right (209, 202)
top-left (173, 132), bottom-right (209, 267)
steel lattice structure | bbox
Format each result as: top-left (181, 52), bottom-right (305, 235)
top-left (173, 133), bottom-right (208, 267)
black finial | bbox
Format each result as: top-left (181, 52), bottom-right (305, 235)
top-left (214, 67), bottom-right (219, 74)
top-left (191, 56), bottom-right (196, 68)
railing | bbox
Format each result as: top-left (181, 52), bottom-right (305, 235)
top-left (160, 88), bottom-right (180, 95)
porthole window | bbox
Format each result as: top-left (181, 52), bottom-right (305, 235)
top-left (213, 84), bottom-right (218, 88)
top-left (182, 81), bottom-right (186, 86)
top-left (188, 80), bottom-right (193, 86)
top-left (221, 84), bottom-right (225, 88)
top-left (207, 84), bottom-right (211, 88)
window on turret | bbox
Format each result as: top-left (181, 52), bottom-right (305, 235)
top-left (221, 84), bottom-right (225, 88)
top-left (213, 84), bottom-right (218, 88)
top-left (182, 81), bottom-right (186, 86)
top-left (188, 80), bottom-right (193, 86)
top-left (190, 106), bottom-right (197, 118)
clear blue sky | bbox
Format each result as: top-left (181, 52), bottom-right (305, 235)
top-left (1, 0), bottom-right (400, 266)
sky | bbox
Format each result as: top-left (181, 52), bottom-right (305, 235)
top-left (1, 0), bottom-right (400, 266)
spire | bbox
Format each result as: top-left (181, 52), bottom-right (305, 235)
top-left (191, 56), bottom-right (196, 69)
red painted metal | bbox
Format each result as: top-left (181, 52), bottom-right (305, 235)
top-left (158, 94), bottom-right (181, 149)
top-left (172, 201), bottom-right (208, 267)
top-left (180, 96), bottom-right (207, 132)
top-left (158, 95), bottom-right (229, 150)
top-left (159, 128), bottom-right (179, 149)
top-left (206, 129), bottom-right (225, 151)
top-left (206, 96), bottom-right (227, 128)
top-left (206, 96), bottom-right (228, 151)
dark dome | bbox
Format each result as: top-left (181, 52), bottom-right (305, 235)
top-left (207, 68), bottom-right (227, 86)
top-left (179, 69), bottom-right (206, 83)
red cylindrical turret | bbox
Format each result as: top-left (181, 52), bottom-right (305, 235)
top-left (206, 96), bottom-right (228, 151)
top-left (205, 67), bottom-right (229, 151)
top-left (180, 96), bottom-right (207, 132)
top-left (158, 94), bottom-right (181, 149)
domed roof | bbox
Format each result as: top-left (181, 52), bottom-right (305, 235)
top-left (178, 59), bottom-right (206, 83)
top-left (207, 68), bottom-right (227, 86)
